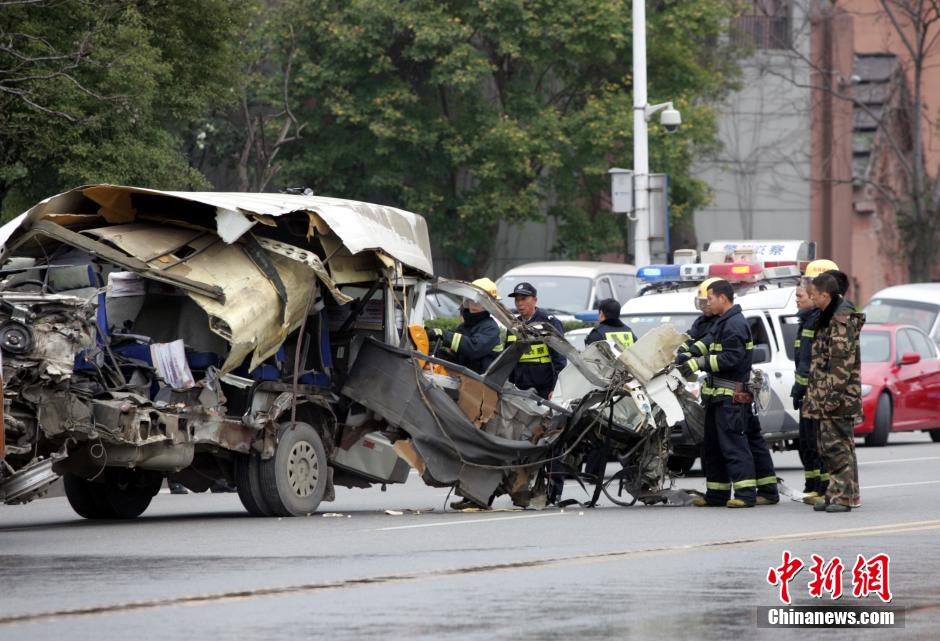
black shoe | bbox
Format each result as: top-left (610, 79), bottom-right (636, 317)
top-left (168, 482), bottom-right (188, 495)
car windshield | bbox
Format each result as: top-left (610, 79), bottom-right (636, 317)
top-left (864, 298), bottom-right (939, 334)
top-left (620, 312), bottom-right (701, 338)
top-left (861, 331), bottom-right (891, 363)
top-left (497, 275), bottom-right (592, 314)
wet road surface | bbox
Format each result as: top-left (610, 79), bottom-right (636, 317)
top-left (1, 432), bottom-right (938, 640)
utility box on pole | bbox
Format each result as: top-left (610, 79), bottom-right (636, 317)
top-left (648, 173), bottom-right (670, 261)
top-left (608, 168), bottom-right (634, 214)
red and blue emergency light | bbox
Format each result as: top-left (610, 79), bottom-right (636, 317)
top-left (707, 262), bottom-right (762, 279)
top-left (637, 261), bottom-right (799, 286)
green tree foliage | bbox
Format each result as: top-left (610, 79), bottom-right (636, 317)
top-left (270, 0), bottom-right (740, 277)
top-left (0, 0), bottom-right (251, 217)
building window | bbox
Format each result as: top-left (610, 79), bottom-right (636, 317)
top-left (731, 0), bottom-right (792, 50)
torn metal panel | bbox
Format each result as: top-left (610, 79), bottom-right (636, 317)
top-left (216, 208), bottom-right (256, 243)
top-left (82, 185), bottom-right (136, 223)
top-left (91, 398), bottom-right (187, 446)
top-left (190, 417), bottom-right (255, 455)
top-left (328, 253), bottom-right (383, 285)
top-left (434, 278), bottom-right (516, 328)
top-left (617, 325), bottom-right (688, 384)
top-left (342, 338), bottom-right (554, 505)
top-left (553, 341), bottom-right (619, 404)
top-left (13, 220), bottom-right (225, 301)
top-left (2, 185), bottom-right (434, 277)
top-left (642, 372), bottom-right (687, 428)
top-left (455, 375), bottom-right (499, 428)
top-left (84, 223), bottom-right (208, 263)
top-left (254, 237), bottom-right (352, 304)
top-left (331, 432), bottom-right (410, 484)
top-left (392, 440), bottom-right (426, 476)
top-left (178, 241), bottom-right (317, 372)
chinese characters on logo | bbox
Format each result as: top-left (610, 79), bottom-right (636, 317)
top-left (767, 551), bottom-right (892, 604)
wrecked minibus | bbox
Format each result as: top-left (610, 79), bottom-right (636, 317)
top-left (0, 185), bottom-right (694, 519)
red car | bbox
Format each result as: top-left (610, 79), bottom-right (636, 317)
top-left (857, 324), bottom-right (940, 446)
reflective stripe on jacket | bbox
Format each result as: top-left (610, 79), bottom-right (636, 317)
top-left (508, 307), bottom-right (566, 393)
top-left (441, 310), bottom-right (501, 374)
top-left (585, 320), bottom-right (637, 350)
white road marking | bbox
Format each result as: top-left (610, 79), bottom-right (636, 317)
top-left (858, 456), bottom-right (940, 466)
top-left (376, 511), bottom-right (569, 531)
top-left (861, 480), bottom-right (940, 490)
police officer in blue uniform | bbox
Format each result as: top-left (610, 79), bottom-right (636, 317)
top-left (678, 279), bottom-right (759, 508)
top-left (584, 298), bottom-right (636, 349)
top-left (506, 282), bottom-right (566, 399)
top-left (506, 282), bottom-right (567, 504)
top-left (582, 298), bottom-right (636, 481)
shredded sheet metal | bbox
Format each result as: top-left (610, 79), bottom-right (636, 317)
top-left (182, 242), bottom-right (317, 372)
top-left (0, 184), bottom-right (434, 276)
top-left (617, 325), bottom-right (689, 384)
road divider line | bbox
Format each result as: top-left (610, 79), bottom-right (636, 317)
top-left (861, 479), bottom-right (940, 490)
top-left (858, 456), bottom-right (940, 466)
top-left (3, 519), bottom-right (938, 627)
top-left (376, 511), bottom-right (569, 531)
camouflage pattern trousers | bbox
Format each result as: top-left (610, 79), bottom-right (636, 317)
top-left (816, 417), bottom-right (859, 506)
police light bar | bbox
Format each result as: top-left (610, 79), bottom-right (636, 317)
top-left (680, 263), bottom-right (711, 281)
top-left (637, 264), bottom-right (681, 283)
top-left (708, 262), bottom-right (762, 279)
top-left (575, 310), bottom-right (599, 322)
top-left (762, 265), bottom-right (802, 280)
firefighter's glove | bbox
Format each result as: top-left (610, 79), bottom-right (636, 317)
top-left (678, 357), bottom-right (704, 379)
top-left (687, 340), bottom-right (709, 358)
top-left (674, 351), bottom-right (692, 365)
top-left (425, 327), bottom-right (444, 338)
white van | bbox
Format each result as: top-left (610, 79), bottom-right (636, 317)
top-left (864, 283), bottom-right (940, 347)
top-left (496, 261), bottom-right (637, 319)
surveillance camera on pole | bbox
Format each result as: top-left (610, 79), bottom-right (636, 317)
top-left (646, 102), bottom-right (681, 133)
top-left (659, 106), bottom-right (681, 133)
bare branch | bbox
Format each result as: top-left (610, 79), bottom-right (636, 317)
top-left (879, 0), bottom-right (920, 59)
top-left (762, 64), bottom-right (917, 181)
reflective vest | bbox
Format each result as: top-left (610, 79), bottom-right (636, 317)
top-left (506, 334), bottom-right (551, 364)
top-left (605, 331), bottom-right (635, 349)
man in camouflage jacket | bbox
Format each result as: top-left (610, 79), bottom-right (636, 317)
top-left (802, 273), bottom-right (865, 513)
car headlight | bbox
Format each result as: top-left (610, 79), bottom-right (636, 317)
top-left (861, 384), bottom-right (873, 397)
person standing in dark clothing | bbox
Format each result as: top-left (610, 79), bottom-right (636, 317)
top-left (506, 282), bottom-right (566, 399)
top-left (804, 273), bottom-right (864, 513)
top-left (506, 281), bottom-right (566, 504)
top-left (792, 280), bottom-right (825, 500)
top-left (584, 298), bottom-right (636, 349)
top-left (678, 280), bottom-right (759, 508)
top-left (677, 277), bottom-right (720, 363)
top-left (582, 299), bottom-right (636, 480)
top-left (427, 302), bottom-right (501, 375)
top-left (676, 278), bottom-right (777, 505)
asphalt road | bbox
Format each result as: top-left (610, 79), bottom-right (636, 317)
top-left (1, 432), bottom-right (938, 641)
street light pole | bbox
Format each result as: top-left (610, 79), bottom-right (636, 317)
top-left (632, 0), bottom-right (651, 267)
